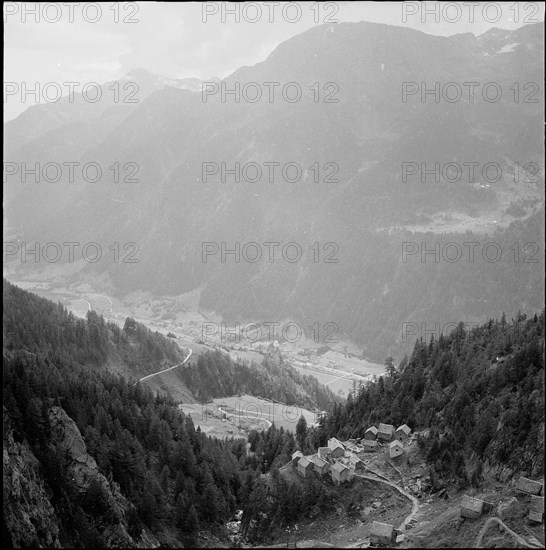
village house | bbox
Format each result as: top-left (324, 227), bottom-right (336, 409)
top-left (309, 454), bottom-right (330, 476)
top-left (395, 424), bottom-right (411, 442)
top-left (328, 437), bottom-right (345, 458)
top-left (318, 446), bottom-right (332, 461)
top-left (364, 426), bottom-right (378, 440)
top-left (529, 496), bottom-right (544, 524)
top-left (291, 451), bottom-right (303, 467)
top-left (460, 495), bottom-right (484, 519)
top-left (362, 439), bottom-right (378, 452)
top-left (389, 439), bottom-right (404, 459)
top-left (377, 423), bottom-right (395, 442)
top-left (516, 477), bottom-right (543, 496)
top-left (331, 461), bottom-right (350, 485)
top-left (370, 521), bottom-right (395, 546)
top-left (297, 456), bottom-right (314, 478)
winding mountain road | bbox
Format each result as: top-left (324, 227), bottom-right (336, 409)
top-left (355, 471), bottom-right (420, 530)
top-left (217, 405), bottom-right (273, 428)
top-left (133, 348), bottom-right (192, 386)
top-left (344, 469), bottom-right (420, 548)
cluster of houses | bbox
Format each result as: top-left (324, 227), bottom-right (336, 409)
top-left (291, 423), bottom-right (413, 486)
top-left (363, 423), bottom-right (412, 459)
top-left (291, 438), bottom-right (354, 485)
top-left (458, 476), bottom-right (544, 525)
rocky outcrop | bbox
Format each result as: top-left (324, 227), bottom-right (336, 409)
top-left (4, 406), bottom-right (161, 548)
top-left (48, 406), bottom-right (125, 519)
top-left (47, 406), bottom-right (161, 548)
top-left (3, 425), bottom-right (61, 548)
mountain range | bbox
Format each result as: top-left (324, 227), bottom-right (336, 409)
top-left (4, 21), bottom-right (544, 360)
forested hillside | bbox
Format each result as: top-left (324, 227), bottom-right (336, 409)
top-left (3, 279), bottom-right (336, 412)
top-left (179, 351), bottom-right (338, 410)
top-left (5, 22), bottom-right (543, 361)
top-left (3, 280), bottom-right (184, 376)
top-left (314, 312), bottom-right (545, 488)
top-left (2, 280), bottom-right (312, 546)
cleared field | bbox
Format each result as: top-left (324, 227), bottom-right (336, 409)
top-left (290, 364), bottom-right (364, 398)
top-left (211, 394), bottom-right (318, 432)
top-left (178, 403), bottom-right (249, 439)
top-left (317, 350), bottom-right (385, 377)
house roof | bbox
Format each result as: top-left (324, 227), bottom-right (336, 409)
top-left (365, 426), bottom-right (378, 434)
top-left (298, 456), bottom-right (313, 469)
top-left (528, 511), bottom-right (543, 523)
top-left (461, 495), bottom-right (484, 513)
top-left (309, 455), bottom-right (328, 468)
top-left (516, 477), bottom-right (543, 494)
top-left (331, 461), bottom-right (349, 473)
top-left (389, 440), bottom-right (403, 448)
top-left (328, 438), bottom-right (345, 452)
top-left (396, 424), bottom-right (411, 435)
top-left (318, 446), bottom-right (331, 454)
top-left (378, 423), bottom-right (394, 434)
top-left (292, 451), bottom-right (303, 460)
top-left (363, 439), bottom-right (378, 447)
top-left (370, 521), bottom-right (394, 539)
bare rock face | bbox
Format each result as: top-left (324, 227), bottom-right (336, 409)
top-left (47, 406), bottom-right (161, 548)
top-left (48, 406), bottom-right (118, 503)
top-left (3, 428), bottom-right (61, 548)
top-left (4, 405), bottom-right (161, 548)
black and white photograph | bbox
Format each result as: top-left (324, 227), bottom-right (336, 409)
top-left (3, 1), bottom-right (545, 547)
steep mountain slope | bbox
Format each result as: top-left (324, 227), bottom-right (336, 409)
top-left (4, 22), bottom-right (544, 359)
top-left (3, 280), bottom-right (346, 547)
top-left (316, 311), bottom-right (545, 483)
top-left (3, 287), bottom-right (543, 548)
top-left (3, 279), bottom-right (189, 381)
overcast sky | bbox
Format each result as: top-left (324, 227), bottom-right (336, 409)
top-left (4, 1), bottom-right (545, 120)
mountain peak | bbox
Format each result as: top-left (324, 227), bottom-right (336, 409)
top-left (125, 67), bottom-right (157, 80)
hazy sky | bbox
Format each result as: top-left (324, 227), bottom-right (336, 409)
top-left (4, 1), bottom-right (545, 120)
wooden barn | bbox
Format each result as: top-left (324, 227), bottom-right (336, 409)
top-left (297, 456), bottom-right (314, 478)
top-left (460, 495), bottom-right (484, 519)
top-left (389, 439), bottom-right (404, 459)
top-left (309, 454), bottom-right (330, 477)
top-left (529, 496), bottom-right (544, 524)
top-left (364, 426), bottom-right (378, 440)
top-left (328, 437), bottom-right (345, 458)
top-left (370, 521), bottom-right (395, 546)
top-left (377, 423), bottom-right (395, 442)
top-left (395, 424), bottom-right (411, 442)
top-left (291, 451), bottom-right (303, 467)
top-left (516, 477), bottom-right (543, 496)
top-left (330, 461), bottom-right (350, 485)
